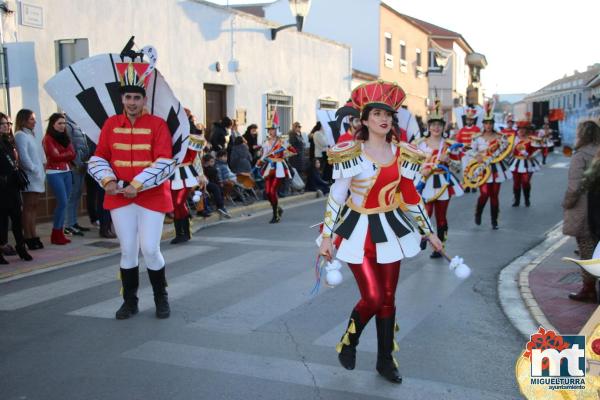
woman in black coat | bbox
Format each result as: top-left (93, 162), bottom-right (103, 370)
top-left (0, 112), bottom-right (32, 263)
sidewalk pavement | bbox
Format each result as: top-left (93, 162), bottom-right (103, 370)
top-left (524, 235), bottom-right (597, 334)
top-left (0, 192), bottom-right (319, 282)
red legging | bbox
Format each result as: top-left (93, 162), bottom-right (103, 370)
top-left (264, 175), bottom-right (283, 206)
top-left (425, 200), bottom-right (449, 228)
top-left (347, 257), bottom-right (400, 321)
top-left (171, 189), bottom-right (190, 219)
top-left (512, 172), bottom-right (531, 191)
top-left (477, 182), bottom-right (501, 209)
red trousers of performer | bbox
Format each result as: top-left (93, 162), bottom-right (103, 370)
top-left (264, 173), bottom-right (283, 206)
top-left (425, 200), bottom-right (449, 229)
top-left (477, 182), bottom-right (501, 210)
top-left (512, 172), bottom-right (531, 191)
top-left (347, 257), bottom-right (400, 322)
top-left (171, 189), bottom-right (191, 219)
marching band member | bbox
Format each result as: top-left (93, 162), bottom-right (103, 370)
top-left (88, 58), bottom-right (176, 320)
top-left (257, 120), bottom-right (296, 223)
top-left (469, 101), bottom-right (513, 229)
top-left (509, 119), bottom-right (540, 207)
top-left (454, 107), bottom-right (481, 192)
top-left (533, 122), bottom-right (554, 164)
top-left (415, 100), bottom-right (464, 258)
top-left (318, 80), bottom-right (442, 384)
top-left (169, 110), bottom-right (206, 244)
top-left (501, 114), bottom-right (517, 136)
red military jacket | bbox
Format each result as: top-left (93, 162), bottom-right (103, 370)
top-left (512, 137), bottom-right (535, 159)
top-left (94, 113), bottom-right (173, 212)
top-left (454, 125), bottom-right (481, 147)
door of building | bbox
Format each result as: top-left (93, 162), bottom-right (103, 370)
top-left (204, 84), bottom-right (227, 142)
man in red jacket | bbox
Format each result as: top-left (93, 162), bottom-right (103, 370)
top-left (88, 61), bottom-right (176, 320)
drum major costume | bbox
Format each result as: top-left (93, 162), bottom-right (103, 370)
top-left (508, 119), bottom-right (540, 207)
top-left (87, 54), bottom-right (177, 320)
top-left (414, 100), bottom-right (464, 258)
top-left (320, 81), bottom-right (435, 384)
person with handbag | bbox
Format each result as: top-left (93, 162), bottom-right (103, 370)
top-left (14, 109), bottom-right (45, 250)
top-left (0, 112), bottom-right (32, 263)
top-left (43, 113), bottom-right (76, 245)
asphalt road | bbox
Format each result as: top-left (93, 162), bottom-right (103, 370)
top-left (0, 154), bottom-right (569, 400)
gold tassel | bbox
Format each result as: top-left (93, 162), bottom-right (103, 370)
top-left (393, 357), bottom-right (399, 369)
top-left (342, 332), bottom-right (350, 346)
top-left (394, 323), bottom-right (400, 333)
top-left (118, 270), bottom-right (123, 296)
top-left (348, 320), bottom-right (356, 334)
top-left (393, 340), bottom-right (400, 352)
top-left (336, 342), bottom-right (343, 353)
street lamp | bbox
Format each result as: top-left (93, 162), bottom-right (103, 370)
top-left (271, 0), bottom-right (312, 40)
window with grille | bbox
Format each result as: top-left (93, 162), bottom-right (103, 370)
top-left (55, 38), bottom-right (89, 72)
top-left (318, 99), bottom-right (338, 110)
top-left (266, 93), bottom-right (293, 133)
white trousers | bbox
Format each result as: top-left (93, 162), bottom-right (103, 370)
top-left (110, 204), bottom-right (166, 270)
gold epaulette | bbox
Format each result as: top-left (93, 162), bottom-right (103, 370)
top-left (327, 140), bottom-right (362, 165)
top-left (396, 141), bottom-right (427, 165)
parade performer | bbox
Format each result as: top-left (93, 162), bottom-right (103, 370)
top-left (169, 110), bottom-right (206, 244)
top-left (454, 107), bottom-right (480, 192)
top-left (318, 80), bottom-right (443, 384)
top-left (500, 114), bottom-right (517, 136)
top-left (88, 58), bottom-right (176, 320)
top-left (257, 116), bottom-right (296, 223)
top-left (532, 122), bottom-right (554, 164)
top-left (465, 101), bottom-right (513, 229)
top-left (415, 100), bottom-right (464, 258)
top-left (508, 119), bottom-right (540, 207)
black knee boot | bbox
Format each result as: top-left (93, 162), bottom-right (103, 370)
top-left (269, 204), bottom-right (280, 224)
top-left (491, 205), bottom-right (499, 230)
top-left (183, 217), bottom-right (192, 240)
top-left (336, 310), bottom-right (367, 370)
top-left (115, 267), bottom-right (139, 320)
top-left (376, 315), bottom-right (402, 384)
top-left (170, 219), bottom-right (188, 244)
top-left (512, 188), bottom-right (521, 207)
top-left (148, 268), bottom-right (170, 319)
top-left (523, 187), bottom-right (531, 207)
top-left (475, 202), bottom-right (484, 226)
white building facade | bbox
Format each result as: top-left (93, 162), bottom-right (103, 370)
top-left (0, 0), bottom-right (351, 141)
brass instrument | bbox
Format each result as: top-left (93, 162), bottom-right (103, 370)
top-left (463, 134), bottom-right (515, 189)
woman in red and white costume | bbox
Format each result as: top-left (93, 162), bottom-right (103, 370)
top-left (509, 120), bottom-right (540, 207)
top-left (257, 123), bottom-right (296, 223)
top-left (318, 81), bottom-right (442, 384)
top-left (414, 100), bottom-right (464, 258)
top-left (470, 103), bottom-right (513, 229)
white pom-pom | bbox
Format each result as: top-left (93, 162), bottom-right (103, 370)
top-left (192, 191), bottom-right (201, 203)
top-left (325, 259), bottom-right (343, 286)
top-left (454, 263), bottom-right (471, 279)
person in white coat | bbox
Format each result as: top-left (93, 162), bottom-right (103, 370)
top-left (14, 109), bottom-right (46, 250)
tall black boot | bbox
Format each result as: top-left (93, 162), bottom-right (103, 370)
top-left (336, 310), bottom-right (368, 370)
top-left (475, 202), bottom-right (484, 226)
top-left (523, 187), bottom-right (531, 207)
top-left (512, 188), bottom-right (521, 207)
top-left (170, 219), bottom-right (187, 244)
top-left (376, 315), bottom-right (402, 384)
top-left (148, 267), bottom-right (170, 319)
top-left (269, 204), bottom-right (280, 224)
top-left (491, 205), bottom-right (499, 230)
top-left (183, 217), bottom-right (192, 240)
top-left (115, 267), bottom-right (139, 320)
top-left (430, 225), bottom-right (447, 259)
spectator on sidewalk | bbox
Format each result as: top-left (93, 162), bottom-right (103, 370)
top-left (229, 136), bottom-right (252, 174)
top-left (305, 158), bottom-right (330, 196)
top-left (287, 122), bottom-right (306, 176)
top-left (583, 147), bottom-right (600, 248)
top-left (210, 116), bottom-right (232, 153)
top-left (242, 124), bottom-right (260, 165)
top-left (64, 116), bottom-right (91, 236)
top-left (202, 153), bottom-right (231, 218)
top-left (0, 112), bottom-right (32, 264)
top-left (563, 120), bottom-right (600, 302)
top-left (14, 109), bottom-right (45, 250)
top-left (312, 121), bottom-right (327, 167)
top-left (85, 137), bottom-right (115, 238)
top-left (43, 113), bottom-right (76, 245)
